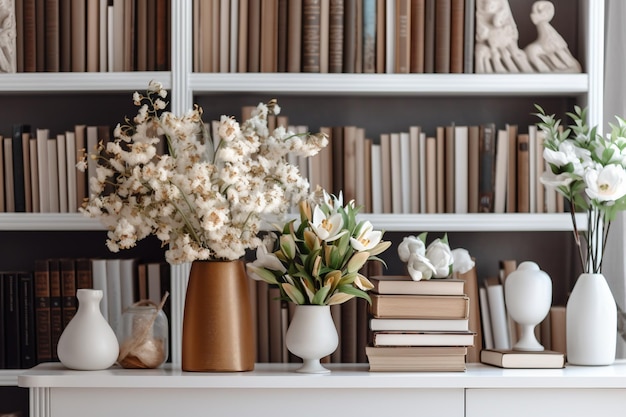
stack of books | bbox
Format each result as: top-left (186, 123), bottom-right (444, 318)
top-left (365, 275), bottom-right (474, 372)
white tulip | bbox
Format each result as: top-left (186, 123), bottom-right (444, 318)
top-left (584, 164), bottom-right (626, 202)
top-left (397, 235), bottom-right (426, 262)
top-left (425, 239), bottom-right (454, 278)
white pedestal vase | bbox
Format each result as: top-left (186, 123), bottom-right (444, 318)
top-left (285, 305), bottom-right (338, 374)
top-left (566, 273), bottom-right (617, 365)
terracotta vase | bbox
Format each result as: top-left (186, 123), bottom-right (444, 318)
top-left (181, 259), bottom-right (255, 372)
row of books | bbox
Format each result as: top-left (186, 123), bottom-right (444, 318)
top-left (307, 123), bottom-right (562, 215)
top-left (15, 0), bottom-right (170, 73)
top-left (365, 274), bottom-right (474, 371)
top-left (194, 0), bottom-right (475, 74)
top-left (0, 257), bottom-right (170, 369)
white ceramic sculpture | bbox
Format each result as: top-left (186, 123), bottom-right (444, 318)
top-left (525, 1), bottom-right (582, 73)
top-left (475, 0), bottom-right (533, 73)
top-left (0, 0), bottom-right (16, 73)
top-left (504, 261), bottom-right (552, 351)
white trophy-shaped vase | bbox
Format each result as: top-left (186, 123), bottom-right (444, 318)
top-left (285, 305), bottom-right (338, 374)
top-left (504, 261), bottom-right (552, 351)
top-left (57, 289), bottom-right (120, 370)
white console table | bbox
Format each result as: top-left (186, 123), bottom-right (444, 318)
top-left (18, 361), bottom-right (626, 417)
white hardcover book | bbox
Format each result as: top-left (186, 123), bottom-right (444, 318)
top-left (400, 131), bottom-right (411, 213)
top-left (409, 127), bottom-right (420, 213)
top-left (56, 134), bottom-right (68, 213)
top-left (47, 139), bottom-right (60, 213)
top-left (390, 132), bottom-right (402, 213)
top-left (370, 318), bottom-right (469, 332)
top-left (371, 144), bottom-right (383, 213)
top-left (454, 126), bottom-right (469, 214)
top-left (106, 259), bottom-right (123, 329)
top-left (65, 132), bottom-right (77, 212)
top-left (486, 282), bottom-right (511, 350)
top-left (479, 286), bottom-right (494, 350)
top-left (373, 331), bottom-right (475, 347)
top-left (419, 132), bottom-right (427, 213)
top-left (119, 258), bottom-right (137, 312)
top-left (528, 124), bottom-right (537, 213)
top-left (493, 129), bottom-right (509, 214)
top-left (107, 5), bottom-right (114, 72)
top-left (385, 0), bottom-right (395, 73)
top-left (91, 259), bottom-right (109, 319)
top-left (36, 129), bottom-right (50, 212)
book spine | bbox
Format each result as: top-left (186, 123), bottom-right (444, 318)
top-left (12, 124), bottom-right (29, 213)
top-left (19, 272), bottom-right (37, 368)
top-left (34, 260), bottom-right (52, 363)
top-left (395, 0), bottom-right (410, 73)
top-left (4, 273), bottom-right (21, 368)
top-left (60, 258), bottom-right (77, 328)
top-left (48, 259), bottom-right (62, 360)
top-left (478, 123), bottom-right (496, 213)
top-left (302, 0), bottom-right (321, 72)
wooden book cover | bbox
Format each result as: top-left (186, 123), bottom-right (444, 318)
top-left (342, 126), bottom-right (357, 203)
top-left (34, 259), bottom-right (52, 363)
top-left (370, 294), bottom-right (470, 319)
top-left (86, 0), bottom-right (99, 72)
top-left (493, 129), bottom-right (508, 214)
top-left (29, 137), bottom-right (39, 212)
top-left (380, 133), bottom-right (392, 213)
top-left (481, 349), bottom-right (564, 369)
top-left (366, 346), bottom-right (467, 372)
top-left (478, 123), bottom-right (496, 213)
top-left (343, 0), bottom-right (356, 72)
top-left (60, 258), bottom-right (77, 328)
top-left (410, 0), bottom-right (425, 73)
top-left (370, 275), bottom-right (465, 295)
top-left (434, 0), bottom-right (450, 73)
top-left (506, 124), bottom-right (518, 212)
top-left (372, 331), bottom-right (475, 346)
top-left (409, 126), bottom-right (421, 213)
top-left (375, 0), bottom-right (385, 73)
top-left (3, 138), bottom-right (14, 212)
top-left (302, 0), bottom-right (321, 72)
top-left (19, 272), bottom-right (36, 368)
top-left (341, 297), bottom-right (358, 363)
top-left (457, 264), bottom-right (482, 362)
top-left (21, 132), bottom-right (32, 212)
top-left (56, 134), bottom-right (68, 213)
top-left (425, 135), bottom-right (437, 213)
top-left (70, 0), bottom-right (86, 71)
top-left (436, 126), bottom-right (445, 212)
top-left (12, 125), bottom-right (29, 213)
top-left (45, 0), bottom-right (60, 71)
top-left (468, 125), bottom-right (480, 212)
top-left (517, 133), bottom-right (530, 213)
top-left (395, 0), bottom-right (411, 73)
top-left (23, 0), bottom-right (36, 72)
top-left (328, 0), bottom-right (343, 73)
top-left (449, 0), bottom-right (463, 73)
top-left (362, 0), bottom-right (376, 73)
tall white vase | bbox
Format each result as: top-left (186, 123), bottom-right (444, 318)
top-left (285, 305), bottom-right (338, 374)
top-left (566, 273), bottom-right (617, 366)
top-left (57, 289), bottom-right (120, 370)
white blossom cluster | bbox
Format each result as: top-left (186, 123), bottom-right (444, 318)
top-left (79, 81), bottom-right (328, 264)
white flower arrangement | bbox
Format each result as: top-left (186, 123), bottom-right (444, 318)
top-left (79, 81), bottom-right (328, 264)
top-left (398, 233), bottom-right (475, 281)
top-left (536, 105), bottom-right (626, 273)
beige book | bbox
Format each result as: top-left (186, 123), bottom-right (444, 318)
top-left (517, 133), bottom-right (530, 213)
top-left (354, 128), bottom-right (366, 208)
top-left (506, 124), bottom-right (518, 213)
top-left (436, 126), bottom-right (445, 212)
top-left (390, 132), bottom-right (402, 213)
top-left (493, 129), bottom-right (508, 214)
top-left (536, 129), bottom-right (546, 213)
top-left (425, 136), bottom-right (437, 213)
top-left (395, 0), bottom-right (411, 73)
top-left (287, 0), bottom-right (303, 72)
top-left (342, 126), bottom-right (357, 202)
top-left (47, 139), bottom-right (60, 212)
top-left (468, 126), bottom-right (480, 213)
top-left (458, 264), bottom-right (482, 362)
top-left (87, 0), bottom-right (99, 72)
top-left (71, 0), bottom-right (86, 71)
top-left (36, 129), bottom-right (50, 212)
top-left (319, 0), bottom-right (329, 72)
top-left (112, 0), bottom-right (124, 71)
top-left (219, 0), bottom-right (230, 72)
top-left (230, 0), bottom-right (239, 72)
top-left (409, 126), bottom-right (421, 213)
top-left (380, 133), bottom-right (392, 213)
top-left (56, 135), bottom-right (68, 213)
top-left (22, 133), bottom-right (32, 212)
top-left (371, 294), bottom-right (470, 319)
top-left (238, 0), bottom-right (249, 72)
top-left (400, 131), bottom-right (411, 213)
top-left (261, 0), bottom-right (278, 72)
top-left (99, 0), bottom-right (108, 71)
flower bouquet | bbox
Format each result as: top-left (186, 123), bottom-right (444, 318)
top-left (397, 233), bottom-right (474, 281)
top-left (246, 188), bottom-right (391, 305)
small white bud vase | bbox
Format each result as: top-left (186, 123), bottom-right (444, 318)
top-left (285, 305), bottom-right (338, 374)
top-left (57, 289), bottom-right (120, 370)
top-left (504, 261), bottom-right (552, 351)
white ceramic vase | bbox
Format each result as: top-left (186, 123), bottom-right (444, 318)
top-left (57, 289), bottom-right (120, 370)
top-left (285, 305), bottom-right (338, 374)
top-left (566, 273), bottom-right (617, 365)
top-left (504, 261), bottom-right (552, 351)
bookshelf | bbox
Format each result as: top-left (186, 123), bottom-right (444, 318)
top-left (0, 0), bottom-right (607, 395)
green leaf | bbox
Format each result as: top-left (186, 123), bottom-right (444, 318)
top-left (311, 284), bottom-right (331, 305)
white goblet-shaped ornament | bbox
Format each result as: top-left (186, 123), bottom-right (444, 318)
top-left (504, 261), bottom-right (552, 351)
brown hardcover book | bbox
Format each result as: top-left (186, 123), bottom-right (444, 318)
top-left (48, 259), bottom-right (62, 359)
top-left (354, 0), bottom-right (362, 73)
top-left (375, 0), bottom-right (385, 73)
top-left (449, 0), bottom-right (463, 73)
top-left (370, 294), bottom-right (470, 319)
top-left (341, 297), bottom-right (358, 363)
top-left (550, 305), bottom-right (566, 354)
top-left (517, 133), bottom-right (530, 213)
top-left (434, 0), bottom-right (450, 73)
top-left (354, 129), bottom-right (367, 210)
top-left (218, 0), bottom-right (230, 72)
top-left (425, 135), bottom-right (437, 213)
top-left (286, 0), bottom-right (303, 72)
top-left (506, 124), bottom-right (518, 212)
top-left (261, 0), bottom-right (279, 72)
top-left (330, 126), bottom-right (344, 196)
top-left (410, 0), bottom-right (425, 73)
top-left (395, 0), bottom-right (411, 73)
top-left (379, 133), bottom-right (392, 213)
top-left (60, 258), bottom-right (77, 328)
top-left (34, 259), bottom-right (52, 363)
top-left (35, 0), bottom-right (45, 71)
top-left (343, 0), bottom-right (356, 72)
top-left (75, 258), bottom-right (92, 290)
top-left (457, 264), bottom-right (482, 362)
top-left (247, 0), bottom-right (261, 72)
top-left (424, 0), bottom-right (435, 72)
top-left (136, 0), bottom-right (148, 71)
top-left (436, 126), bottom-right (445, 212)
top-left (45, 0), bottom-right (60, 71)
top-left (329, 0), bottom-right (343, 72)
top-left (23, 0), bottom-right (36, 72)
top-left (86, 0), bottom-right (99, 71)
top-left (445, 124), bottom-right (455, 213)
top-left (237, 0), bottom-right (249, 72)
top-left (156, 0), bottom-right (168, 70)
top-left (267, 285), bottom-right (282, 362)
top-left (16, 0), bottom-right (24, 72)
top-left (342, 126), bottom-right (357, 203)
top-left (70, 0), bottom-right (86, 71)
top-left (318, 126), bottom-right (334, 192)
top-left (21, 132), bottom-right (32, 212)
top-left (370, 275), bottom-right (465, 295)
top-left (0, 136), bottom-right (4, 212)
top-left (356, 294), bottom-right (369, 362)
top-left (366, 346), bottom-right (467, 371)
top-left (256, 280), bottom-right (269, 362)
top-left (302, 0), bottom-right (321, 72)
top-left (478, 123), bottom-right (496, 213)
top-left (468, 125), bottom-right (480, 213)
top-left (481, 349), bottom-right (565, 369)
